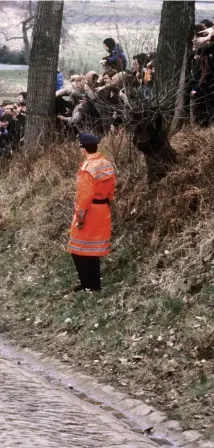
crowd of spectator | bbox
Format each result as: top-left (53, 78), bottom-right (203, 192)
top-left (1, 24), bottom-right (214, 156)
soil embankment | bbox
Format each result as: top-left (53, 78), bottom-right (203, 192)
top-left (0, 130), bottom-right (214, 439)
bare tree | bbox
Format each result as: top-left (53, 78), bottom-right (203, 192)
top-left (24, 1), bottom-right (64, 149)
top-left (21, 2), bottom-right (36, 63)
top-left (156, 0), bottom-right (195, 127)
top-left (0, 1), bottom-right (36, 63)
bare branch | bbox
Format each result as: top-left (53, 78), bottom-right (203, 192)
top-left (7, 36), bottom-right (24, 41)
top-left (21, 14), bottom-right (35, 26)
top-left (0, 31), bottom-right (23, 41)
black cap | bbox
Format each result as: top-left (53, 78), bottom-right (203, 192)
top-left (79, 133), bottom-right (101, 146)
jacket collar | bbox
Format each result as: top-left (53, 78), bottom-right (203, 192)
top-left (80, 152), bottom-right (101, 166)
top-left (87, 152), bottom-right (102, 160)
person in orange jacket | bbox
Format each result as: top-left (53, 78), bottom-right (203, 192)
top-left (67, 133), bottom-right (116, 291)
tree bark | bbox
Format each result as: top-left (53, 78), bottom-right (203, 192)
top-left (171, 45), bottom-right (191, 132)
top-left (24, 1), bottom-right (64, 149)
top-left (156, 1), bottom-right (195, 119)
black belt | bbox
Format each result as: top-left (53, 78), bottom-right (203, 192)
top-left (92, 198), bottom-right (110, 204)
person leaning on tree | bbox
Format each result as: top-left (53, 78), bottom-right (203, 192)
top-left (67, 133), bottom-right (116, 292)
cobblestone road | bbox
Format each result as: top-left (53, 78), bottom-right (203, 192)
top-left (0, 355), bottom-right (158, 448)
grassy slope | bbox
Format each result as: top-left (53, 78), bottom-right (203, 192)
top-left (0, 130), bottom-right (214, 438)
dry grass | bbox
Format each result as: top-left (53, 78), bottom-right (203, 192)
top-left (0, 128), bottom-right (214, 438)
top-left (1, 127), bottom-right (214, 301)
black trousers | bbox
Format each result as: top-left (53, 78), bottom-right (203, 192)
top-left (72, 254), bottom-right (101, 291)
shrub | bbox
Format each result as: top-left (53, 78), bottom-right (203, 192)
top-left (0, 45), bottom-right (27, 65)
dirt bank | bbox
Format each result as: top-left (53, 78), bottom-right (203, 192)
top-left (0, 130), bottom-right (214, 439)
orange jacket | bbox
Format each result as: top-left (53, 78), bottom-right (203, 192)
top-left (144, 67), bottom-right (153, 84)
top-left (68, 153), bottom-right (116, 257)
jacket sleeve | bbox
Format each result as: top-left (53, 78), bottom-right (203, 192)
top-left (84, 83), bottom-right (96, 100)
top-left (56, 88), bottom-right (71, 97)
top-left (107, 49), bottom-right (120, 64)
top-left (56, 72), bottom-right (64, 91)
top-left (75, 171), bottom-right (95, 224)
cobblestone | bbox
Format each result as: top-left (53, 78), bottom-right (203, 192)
top-left (0, 356), bottom-right (158, 447)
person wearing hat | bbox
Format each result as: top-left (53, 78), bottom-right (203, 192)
top-left (67, 133), bottom-right (116, 291)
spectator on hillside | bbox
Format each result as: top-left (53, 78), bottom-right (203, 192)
top-left (1, 101), bottom-right (13, 115)
top-left (56, 74), bottom-right (96, 101)
top-left (200, 19), bottom-right (213, 29)
top-left (193, 20), bottom-right (214, 47)
top-left (86, 71), bottom-right (99, 89)
top-left (2, 113), bottom-right (17, 147)
top-left (131, 53), bottom-right (147, 80)
top-left (16, 101), bottom-right (26, 145)
top-left (0, 116), bottom-right (11, 157)
top-left (97, 69), bottom-right (117, 88)
top-left (19, 101), bottom-right (27, 115)
top-left (101, 38), bottom-right (127, 72)
top-left (17, 92), bottom-right (27, 104)
top-left (56, 67), bottom-right (64, 91)
top-left (130, 52), bottom-right (155, 101)
top-left (142, 52), bottom-right (156, 101)
top-left (191, 20), bottom-right (214, 126)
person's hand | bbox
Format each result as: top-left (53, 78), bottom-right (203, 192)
top-left (95, 86), bottom-right (105, 92)
top-left (193, 28), bottom-right (213, 45)
top-left (100, 60), bottom-right (106, 66)
top-left (198, 26), bottom-right (213, 37)
top-left (76, 221), bottom-right (84, 229)
top-left (57, 115), bottom-right (67, 121)
top-left (119, 127), bottom-right (125, 136)
top-left (194, 35), bottom-right (211, 45)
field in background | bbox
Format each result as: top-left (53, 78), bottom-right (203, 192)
top-left (0, 70), bottom-right (28, 104)
top-left (1, 0), bottom-right (214, 100)
top-left (0, 68), bottom-right (72, 104)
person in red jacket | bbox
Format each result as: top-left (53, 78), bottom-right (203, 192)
top-left (67, 133), bottom-right (116, 291)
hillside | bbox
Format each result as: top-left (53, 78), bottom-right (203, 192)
top-left (0, 129), bottom-right (214, 440)
top-left (1, 1), bottom-right (214, 71)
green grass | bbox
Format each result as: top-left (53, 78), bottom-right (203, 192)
top-left (0, 70), bottom-right (28, 102)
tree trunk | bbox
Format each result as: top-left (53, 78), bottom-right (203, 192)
top-left (24, 1), bottom-right (64, 149)
top-left (156, 1), bottom-right (195, 119)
